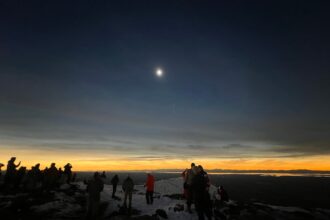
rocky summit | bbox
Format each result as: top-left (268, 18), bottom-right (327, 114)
top-left (1, 178), bottom-right (330, 220)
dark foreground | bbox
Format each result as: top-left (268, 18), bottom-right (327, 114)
top-left (1, 173), bottom-right (330, 220)
top-left (211, 174), bottom-right (330, 209)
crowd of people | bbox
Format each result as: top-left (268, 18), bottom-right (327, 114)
top-left (182, 163), bottom-right (229, 220)
top-left (84, 171), bottom-right (153, 219)
top-left (0, 157), bottom-right (75, 191)
top-left (0, 158), bottom-right (229, 220)
top-left (85, 163), bottom-right (228, 220)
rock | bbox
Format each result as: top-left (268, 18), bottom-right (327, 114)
top-left (173, 204), bottom-right (184, 212)
top-left (214, 209), bottom-right (226, 220)
top-left (155, 209), bottom-right (168, 219)
top-left (112, 195), bottom-right (121, 201)
top-left (60, 183), bottom-right (70, 190)
top-left (163, 194), bottom-right (183, 200)
top-left (130, 208), bottom-right (142, 215)
top-left (116, 206), bottom-right (142, 216)
top-left (133, 215), bottom-right (158, 220)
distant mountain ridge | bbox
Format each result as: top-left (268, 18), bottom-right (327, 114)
top-left (151, 169), bottom-right (330, 174)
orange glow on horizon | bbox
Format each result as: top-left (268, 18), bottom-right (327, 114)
top-left (0, 147), bottom-right (330, 171)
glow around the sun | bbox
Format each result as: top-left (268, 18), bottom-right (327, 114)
top-left (156, 68), bottom-right (163, 77)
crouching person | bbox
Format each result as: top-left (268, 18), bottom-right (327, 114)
top-left (86, 172), bottom-right (104, 219)
top-left (214, 185), bottom-right (229, 208)
top-left (213, 185), bottom-right (229, 220)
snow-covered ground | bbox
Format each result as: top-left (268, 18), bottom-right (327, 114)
top-left (2, 177), bottom-right (330, 219)
top-left (85, 177), bottom-right (330, 220)
top-left (101, 177), bottom-right (206, 219)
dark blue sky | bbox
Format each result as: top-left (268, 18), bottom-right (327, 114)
top-left (1, 1), bottom-right (330, 167)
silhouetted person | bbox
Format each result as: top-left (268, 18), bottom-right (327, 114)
top-left (111, 174), bottom-right (119, 198)
top-left (33, 164), bottom-right (42, 188)
top-left (5, 157), bottom-right (21, 187)
top-left (42, 167), bottom-right (48, 182)
top-left (32, 163), bottom-right (42, 180)
top-left (59, 168), bottom-right (68, 185)
top-left (214, 185), bottom-right (229, 212)
top-left (184, 163), bottom-right (197, 213)
top-left (192, 166), bottom-right (212, 220)
top-left (86, 172), bottom-right (104, 220)
top-left (218, 185), bottom-right (229, 202)
top-left (44, 163), bottom-right (58, 189)
top-left (25, 164), bottom-right (41, 191)
top-left (58, 167), bottom-right (63, 182)
top-left (15, 166), bottom-right (27, 188)
top-left (25, 167), bottom-right (34, 190)
top-left (100, 171), bottom-right (106, 185)
top-left (145, 173), bottom-right (155, 205)
top-left (64, 163), bottom-right (72, 184)
top-left (198, 165), bottom-right (210, 190)
top-left (0, 163), bottom-right (4, 177)
top-left (182, 168), bottom-right (188, 198)
top-left (122, 176), bottom-right (134, 209)
top-left (72, 172), bottom-right (77, 182)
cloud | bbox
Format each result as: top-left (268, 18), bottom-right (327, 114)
top-left (1, 76), bottom-right (330, 159)
top-left (221, 144), bottom-right (256, 150)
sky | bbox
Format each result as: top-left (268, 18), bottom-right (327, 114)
top-left (1, 1), bottom-right (330, 171)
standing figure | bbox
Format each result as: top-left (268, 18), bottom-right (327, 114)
top-left (100, 171), bottom-right (107, 184)
top-left (32, 163), bottom-right (42, 183)
top-left (100, 171), bottom-right (106, 179)
top-left (64, 163), bottom-right (72, 184)
top-left (43, 163), bottom-right (59, 190)
top-left (72, 172), bottom-right (77, 182)
top-left (192, 166), bottom-right (212, 220)
top-left (111, 174), bottom-right (119, 198)
top-left (86, 172), bottom-right (104, 220)
top-left (184, 163), bottom-right (197, 213)
top-left (145, 173), bottom-right (155, 205)
top-left (182, 168), bottom-right (189, 199)
top-left (122, 176), bottom-right (134, 209)
top-left (0, 163), bottom-right (4, 177)
top-left (198, 165), bottom-right (210, 190)
top-left (25, 164), bottom-right (42, 190)
top-left (15, 166), bottom-right (26, 188)
top-left (58, 168), bottom-right (67, 185)
top-left (4, 157), bottom-right (21, 187)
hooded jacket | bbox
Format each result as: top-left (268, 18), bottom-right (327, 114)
top-left (145, 174), bottom-right (155, 191)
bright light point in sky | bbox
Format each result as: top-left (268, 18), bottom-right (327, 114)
top-left (156, 68), bottom-right (163, 77)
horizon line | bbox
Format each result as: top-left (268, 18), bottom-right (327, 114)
top-left (64, 168), bottom-right (330, 173)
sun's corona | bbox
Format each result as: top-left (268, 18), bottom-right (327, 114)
top-left (156, 68), bottom-right (163, 77)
